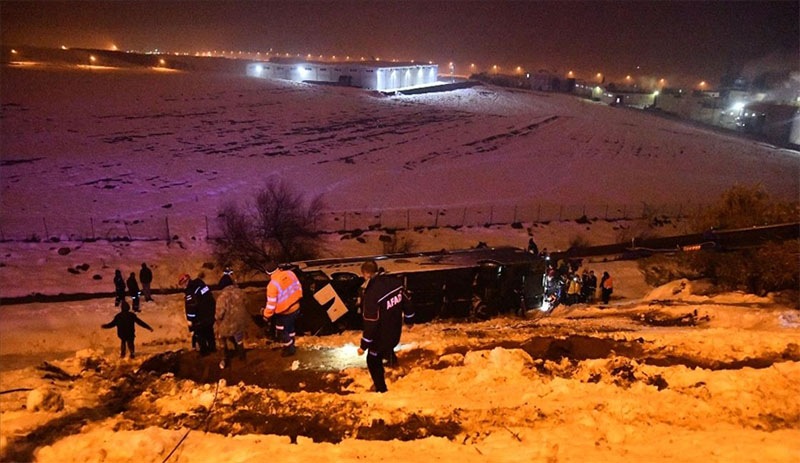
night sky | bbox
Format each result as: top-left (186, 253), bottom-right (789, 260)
top-left (2, 1), bottom-right (797, 86)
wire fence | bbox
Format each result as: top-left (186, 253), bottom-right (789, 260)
top-left (0, 201), bottom-right (710, 243)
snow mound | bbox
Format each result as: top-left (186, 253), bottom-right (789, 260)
top-left (643, 279), bottom-right (704, 302)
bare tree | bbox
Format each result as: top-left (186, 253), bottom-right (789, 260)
top-left (213, 180), bottom-right (324, 274)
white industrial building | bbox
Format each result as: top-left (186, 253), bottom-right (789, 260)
top-left (245, 58), bottom-right (439, 92)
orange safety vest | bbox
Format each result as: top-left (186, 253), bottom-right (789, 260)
top-left (264, 269), bottom-right (302, 317)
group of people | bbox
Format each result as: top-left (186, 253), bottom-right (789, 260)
top-left (543, 258), bottom-right (614, 309)
top-left (110, 258), bottom-right (415, 393)
top-left (113, 263), bottom-right (154, 313)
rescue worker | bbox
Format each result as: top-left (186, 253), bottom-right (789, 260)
top-left (262, 261), bottom-right (302, 357)
top-left (127, 272), bottom-right (141, 312)
top-left (215, 271), bottom-right (249, 369)
top-left (218, 267), bottom-right (234, 290)
top-left (179, 273), bottom-right (217, 356)
top-left (358, 260), bottom-right (414, 393)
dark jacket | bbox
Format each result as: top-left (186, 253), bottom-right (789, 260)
top-left (102, 307), bottom-right (152, 340)
top-left (127, 274), bottom-right (140, 298)
top-left (185, 278), bottom-right (215, 329)
top-left (139, 265), bottom-right (153, 285)
top-left (360, 272), bottom-right (414, 354)
top-left (114, 271), bottom-right (126, 296)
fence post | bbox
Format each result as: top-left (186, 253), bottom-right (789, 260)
top-left (434, 209), bottom-right (439, 228)
top-left (43, 217), bottom-right (49, 240)
top-left (558, 205), bottom-right (563, 221)
top-left (489, 206), bottom-right (494, 225)
top-left (406, 209), bottom-right (410, 230)
top-left (90, 217), bottom-right (95, 240)
top-left (124, 221), bottom-right (132, 240)
top-left (462, 208), bottom-right (467, 227)
top-left (513, 205), bottom-right (517, 223)
top-left (165, 217), bottom-right (171, 242)
top-left (604, 205), bottom-right (609, 220)
top-left (205, 216), bottom-right (209, 240)
top-left (343, 211), bottom-right (348, 231)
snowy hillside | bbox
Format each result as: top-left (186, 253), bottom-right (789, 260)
top-left (1, 60), bottom-right (799, 463)
top-left (2, 63), bottom-right (798, 241)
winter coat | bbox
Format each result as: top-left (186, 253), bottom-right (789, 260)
top-left (214, 285), bottom-right (250, 339)
top-left (114, 271), bottom-right (126, 296)
top-left (264, 269), bottom-right (302, 317)
top-left (218, 273), bottom-right (234, 290)
top-left (102, 308), bottom-right (152, 340)
top-left (360, 272), bottom-right (414, 354)
top-left (127, 274), bottom-right (140, 298)
top-left (185, 278), bottom-right (215, 329)
top-left (139, 265), bottom-right (153, 285)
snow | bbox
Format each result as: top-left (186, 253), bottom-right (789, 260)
top-left (1, 60), bottom-right (799, 462)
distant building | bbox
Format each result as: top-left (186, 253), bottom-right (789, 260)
top-left (528, 70), bottom-right (563, 92)
top-left (246, 58), bottom-right (439, 92)
top-left (736, 103), bottom-right (800, 147)
top-left (600, 89), bottom-right (657, 109)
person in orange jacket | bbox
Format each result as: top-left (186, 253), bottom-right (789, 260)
top-left (262, 261), bottom-right (302, 357)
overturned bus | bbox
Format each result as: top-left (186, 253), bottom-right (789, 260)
top-left (286, 246), bottom-right (547, 335)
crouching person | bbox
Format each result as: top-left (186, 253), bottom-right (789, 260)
top-left (358, 260), bottom-right (414, 393)
top-left (215, 272), bottom-right (250, 369)
top-left (101, 298), bottom-right (153, 359)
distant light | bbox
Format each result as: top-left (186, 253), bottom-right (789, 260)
top-left (731, 102), bottom-right (745, 111)
top-left (110, 44), bottom-right (118, 51)
top-left (89, 55), bottom-right (96, 62)
top-left (653, 90), bottom-right (659, 96)
top-left (159, 58), bottom-right (166, 66)
top-left (255, 64), bottom-right (263, 73)
top-left (61, 45), bottom-right (68, 50)
top-left (10, 49), bottom-right (17, 54)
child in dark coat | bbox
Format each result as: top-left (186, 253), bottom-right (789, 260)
top-left (102, 299), bottom-right (153, 358)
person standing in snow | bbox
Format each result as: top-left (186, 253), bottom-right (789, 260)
top-left (527, 237), bottom-right (539, 255)
top-left (600, 271), bottom-right (613, 305)
top-left (357, 260), bottom-right (414, 393)
top-left (139, 262), bottom-right (154, 302)
top-left (262, 261), bottom-right (302, 357)
top-left (179, 273), bottom-right (217, 356)
top-left (127, 272), bottom-right (141, 312)
top-left (215, 271), bottom-right (249, 369)
top-left (217, 267), bottom-right (234, 289)
top-left (113, 269), bottom-right (126, 307)
top-left (586, 270), bottom-right (598, 303)
top-left (101, 298), bottom-right (153, 359)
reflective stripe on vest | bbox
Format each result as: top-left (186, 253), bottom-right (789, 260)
top-left (265, 270), bottom-right (302, 314)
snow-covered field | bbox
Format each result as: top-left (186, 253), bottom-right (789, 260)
top-left (1, 60), bottom-right (799, 462)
